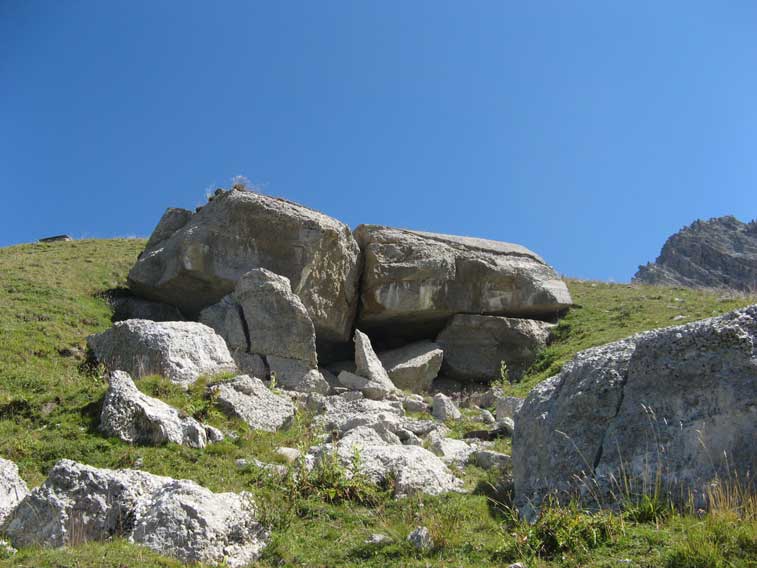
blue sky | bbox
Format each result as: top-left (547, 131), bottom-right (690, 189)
top-left (2, 1), bottom-right (755, 281)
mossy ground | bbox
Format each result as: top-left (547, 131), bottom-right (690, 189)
top-left (0, 239), bottom-right (754, 567)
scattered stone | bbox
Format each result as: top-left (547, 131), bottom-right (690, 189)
top-left (210, 375), bottom-right (295, 432)
top-left (275, 447), bottom-right (301, 464)
top-left (100, 370), bottom-right (209, 448)
top-left (127, 190), bottom-right (362, 347)
top-left (267, 356), bottom-right (329, 394)
top-left (87, 319), bottom-right (236, 386)
top-left (480, 409), bottom-right (496, 424)
top-left (407, 526), bottom-right (433, 550)
top-left (498, 417), bottom-right (515, 436)
top-left (235, 459), bottom-right (288, 477)
top-left (436, 314), bottom-right (552, 382)
top-left (204, 425), bottom-right (225, 443)
top-left (474, 450), bottom-right (512, 471)
top-left (338, 370), bottom-right (394, 400)
top-left (0, 459), bottom-right (29, 525)
top-left (365, 533), bottom-right (392, 545)
top-left (377, 341), bottom-right (443, 392)
top-left (514, 305), bottom-right (757, 517)
top-left (354, 225), bottom-right (572, 342)
top-left (432, 393), bottom-right (461, 421)
top-left (402, 393), bottom-right (429, 413)
top-left (428, 432), bottom-right (475, 466)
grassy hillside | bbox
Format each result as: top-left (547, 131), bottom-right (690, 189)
top-left (0, 239), bottom-right (754, 568)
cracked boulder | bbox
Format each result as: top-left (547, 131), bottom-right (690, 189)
top-left (0, 459), bottom-right (29, 525)
top-left (210, 375), bottom-right (296, 432)
top-left (1, 460), bottom-right (267, 566)
top-left (100, 371), bottom-right (210, 448)
top-left (128, 189), bottom-right (361, 348)
top-left (513, 305), bottom-right (757, 519)
top-left (354, 225), bottom-right (572, 342)
top-left (87, 320), bottom-right (237, 387)
top-left (436, 315), bottom-right (553, 382)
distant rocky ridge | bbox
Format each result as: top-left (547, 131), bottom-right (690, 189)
top-left (634, 215), bottom-right (757, 292)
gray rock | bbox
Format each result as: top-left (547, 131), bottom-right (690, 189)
top-left (234, 269), bottom-right (318, 367)
top-left (354, 330), bottom-right (394, 387)
top-left (128, 190), bottom-right (361, 347)
top-left (428, 432), bottom-right (475, 466)
top-left (315, 396), bottom-right (405, 435)
top-left (407, 526), bottom-right (433, 550)
top-left (198, 296), bottom-right (248, 352)
top-left (100, 371), bottom-right (209, 448)
top-left (210, 375), bottom-right (295, 432)
top-left (436, 315), bottom-right (552, 382)
top-left (498, 417), bottom-right (515, 436)
top-left (474, 450), bottom-right (512, 471)
top-left (0, 459), bottom-right (29, 525)
top-left (232, 352), bottom-right (268, 379)
top-left (309, 427), bottom-right (463, 497)
top-left (633, 216), bottom-right (757, 292)
top-left (2, 460), bottom-right (267, 566)
top-left (378, 341), bottom-right (443, 392)
top-left (365, 533), bottom-right (392, 545)
top-left (495, 396), bottom-right (525, 422)
top-left (204, 425), bottom-right (225, 443)
top-left (87, 319), bottom-right (237, 386)
top-left (338, 370), bottom-right (394, 400)
top-left (514, 305), bottom-right (757, 516)
top-left (268, 356), bottom-right (329, 394)
top-left (354, 225), bottom-right (572, 341)
top-left (480, 409), bottom-right (496, 425)
top-left (236, 459), bottom-right (288, 477)
top-left (402, 393), bottom-right (429, 413)
top-left (275, 447), bottom-right (301, 464)
top-left (432, 393), bottom-right (461, 421)
top-left (131, 480), bottom-right (267, 567)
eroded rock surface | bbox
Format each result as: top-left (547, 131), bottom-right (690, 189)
top-left (514, 305), bottom-right (757, 518)
top-left (87, 320), bottom-right (236, 386)
top-left (0, 459), bottom-right (29, 525)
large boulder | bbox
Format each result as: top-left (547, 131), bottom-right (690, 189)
top-left (100, 371), bottom-right (209, 448)
top-left (0, 459), bottom-right (29, 525)
top-left (633, 215), bottom-right (757, 292)
top-left (514, 305), bottom-right (757, 518)
top-left (378, 341), bottom-right (443, 392)
top-left (436, 315), bottom-right (553, 382)
top-left (210, 375), bottom-right (296, 432)
top-left (128, 190), bottom-right (362, 347)
top-left (2, 460), bottom-right (267, 566)
top-left (87, 320), bottom-right (237, 386)
top-left (354, 225), bottom-right (572, 342)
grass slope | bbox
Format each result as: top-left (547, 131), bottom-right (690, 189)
top-left (0, 239), bottom-right (754, 568)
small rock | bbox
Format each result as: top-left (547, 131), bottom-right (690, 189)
top-left (402, 394), bottom-right (429, 413)
top-left (275, 447), bottom-right (300, 464)
top-left (204, 425), bottom-right (225, 443)
top-left (432, 393), bottom-right (461, 421)
top-left (495, 396), bottom-right (524, 422)
top-left (210, 375), bottom-right (295, 432)
top-left (407, 526), bottom-right (433, 550)
top-left (365, 533), bottom-right (392, 545)
top-left (474, 450), bottom-right (512, 470)
top-left (480, 409), bottom-right (496, 424)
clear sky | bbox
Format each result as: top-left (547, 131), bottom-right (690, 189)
top-left (2, 1), bottom-right (756, 281)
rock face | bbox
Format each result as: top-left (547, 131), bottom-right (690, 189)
top-left (210, 375), bottom-right (296, 432)
top-left (436, 315), bottom-right (553, 382)
top-left (514, 305), bottom-right (757, 518)
top-left (378, 341), bottom-right (443, 392)
top-left (87, 320), bottom-right (237, 386)
top-left (634, 216), bottom-right (757, 292)
top-left (128, 190), bottom-right (362, 346)
top-left (100, 371), bottom-right (209, 448)
top-left (354, 225), bottom-right (572, 341)
top-left (0, 459), bottom-right (29, 525)
top-left (2, 460), bottom-right (267, 566)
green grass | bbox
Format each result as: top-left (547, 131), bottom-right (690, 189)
top-left (0, 239), bottom-right (755, 567)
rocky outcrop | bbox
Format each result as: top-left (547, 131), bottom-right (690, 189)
top-left (634, 216), bottom-right (757, 292)
top-left (87, 320), bottom-right (237, 386)
top-left (436, 315), bottom-right (553, 382)
top-left (2, 460), bottom-right (267, 566)
top-left (0, 459), bottom-right (29, 525)
top-left (514, 305), bottom-right (757, 518)
top-left (378, 341), bottom-right (443, 392)
top-left (210, 375), bottom-right (296, 432)
top-left (354, 225), bottom-right (572, 342)
top-left (128, 190), bottom-right (362, 347)
top-left (100, 371), bottom-right (210, 448)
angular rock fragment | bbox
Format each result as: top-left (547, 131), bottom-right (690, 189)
top-left (210, 375), bottom-right (295, 432)
top-left (87, 320), bottom-right (236, 386)
top-left (100, 371), bottom-right (209, 448)
top-left (432, 393), bottom-right (461, 421)
top-left (378, 341), bottom-right (443, 392)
